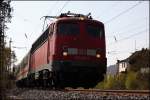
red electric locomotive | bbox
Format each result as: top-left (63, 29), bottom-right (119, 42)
top-left (16, 12), bottom-right (107, 89)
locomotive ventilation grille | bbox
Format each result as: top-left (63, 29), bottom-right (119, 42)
top-left (67, 48), bottom-right (96, 56)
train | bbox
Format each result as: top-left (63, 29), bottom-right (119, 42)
top-left (16, 12), bottom-right (107, 89)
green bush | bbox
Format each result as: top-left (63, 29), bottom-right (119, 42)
top-left (114, 74), bottom-right (126, 89)
top-left (95, 75), bottom-right (107, 89)
top-left (125, 71), bottom-right (150, 90)
top-left (136, 72), bottom-right (150, 89)
top-left (125, 71), bottom-right (139, 90)
top-left (95, 81), bottom-right (105, 89)
top-left (104, 75), bottom-right (114, 89)
top-left (95, 74), bottom-right (126, 89)
top-left (95, 71), bottom-right (149, 90)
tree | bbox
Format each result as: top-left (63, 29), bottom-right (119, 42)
top-left (128, 48), bottom-right (150, 72)
top-left (0, 0), bottom-right (12, 99)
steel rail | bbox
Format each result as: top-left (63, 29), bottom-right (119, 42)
top-left (65, 89), bottom-right (150, 95)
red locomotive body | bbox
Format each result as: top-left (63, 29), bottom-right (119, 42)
top-left (16, 12), bottom-right (107, 88)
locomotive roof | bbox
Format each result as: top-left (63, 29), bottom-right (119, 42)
top-left (41, 11), bottom-right (104, 25)
top-left (56, 17), bottom-right (104, 25)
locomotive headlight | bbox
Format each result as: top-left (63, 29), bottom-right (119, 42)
top-left (96, 54), bottom-right (101, 58)
top-left (79, 17), bottom-right (84, 20)
top-left (63, 51), bottom-right (68, 56)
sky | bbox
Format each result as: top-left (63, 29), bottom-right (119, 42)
top-left (6, 1), bottom-right (149, 66)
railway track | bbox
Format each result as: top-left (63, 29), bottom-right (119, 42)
top-left (7, 88), bottom-right (150, 100)
top-left (65, 89), bottom-right (150, 96)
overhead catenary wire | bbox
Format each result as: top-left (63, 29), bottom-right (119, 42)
top-left (107, 25), bottom-right (148, 56)
top-left (56, 0), bottom-right (70, 16)
top-left (15, 12), bottom-right (32, 23)
top-left (96, 1), bottom-right (120, 19)
top-left (107, 22), bottom-right (148, 38)
top-left (42, 1), bottom-right (59, 31)
top-left (118, 24), bottom-right (147, 35)
top-left (28, 1), bottom-right (60, 40)
top-left (13, 1), bottom-right (60, 40)
top-left (41, 1), bottom-right (61, 32)
top-left (9, 1), bottom-right (148, 67)
top-left (105, 1), bottom-right (143, 24)
top-left (46, 1), bottom-right (59, 16)
top-left (109, 17), bottom-right (148, 33)
top-left (119, 29), bottom-right (148, 41)
top-left (13, 1), bottom-right (63, 53)
top-left (106, 21), bottom-right (148, 40)
top-left (108, 29), bottom-right (148, 46)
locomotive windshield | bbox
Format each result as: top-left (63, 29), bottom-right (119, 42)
top-left (86, 24), bottom-right (104, 38)
top-left (58, 23), bottom-right (79, 35)
top-left (57, 21), bottom-right (104, 38)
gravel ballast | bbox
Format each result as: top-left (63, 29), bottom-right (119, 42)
top-left (7, 88), bottom-right (150, 100)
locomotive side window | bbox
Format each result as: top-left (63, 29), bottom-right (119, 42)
top-left (31, 28), bottom-right (49, 53)
top-left (58, 23), bottom-right (79, 35)
top-left (86, 24), bottom-right (104, 38)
